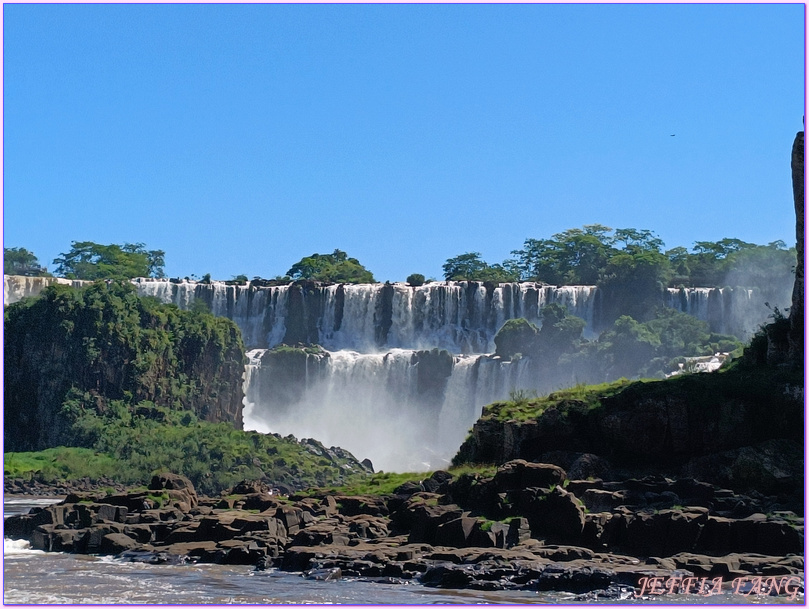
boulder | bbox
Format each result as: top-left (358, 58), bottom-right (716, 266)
top-left (493, 460), bottom-right (566, 492)
top-left (99, 533), bottom-right (142, 555)
top-left (521, 487), bottom-right (585, 545)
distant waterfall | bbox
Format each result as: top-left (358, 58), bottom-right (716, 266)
top-left (131, 279), bottom-right (600, 352)
top-left (6, 276), bottom-right (778, 347)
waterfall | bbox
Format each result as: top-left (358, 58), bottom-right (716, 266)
top-left (242, 347), bottom-right (540, 472)
top-left (5, 274), bottom-right (790, 471)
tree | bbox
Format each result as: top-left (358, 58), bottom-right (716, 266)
top-left (286, 249), bottom-right (375, 284)
top-left (53, 242), bottom-right (165, 280)
top-left (536, 303), bottom-right (586, 360)
top-left (406, 273), bottom-right (426, 287)
top-left (442, 253), bottom-right (520, 282)
top-left (442, 252), bottom-right (487, 281)
top-left (4, 247), bottom-right (49, 276)
top-left (494, 318), bottom-right (538, 359)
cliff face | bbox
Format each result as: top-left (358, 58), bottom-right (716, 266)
top-left (789, 130), bottom-right (804, 362)
top-left (4, 281), bottom-right (246, 452)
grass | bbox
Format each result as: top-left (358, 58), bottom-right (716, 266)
top-left (482, 378), bottom-right (635, 423)
top-left (4, 447), bottom-right (120, 483)
top-left (298, 464), bottom-right (500, 497)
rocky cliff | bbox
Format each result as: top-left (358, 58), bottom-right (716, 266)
top-left (4, 281), bottom-right (246, 451)
top-left (789, 130), bottom-right (804, 362)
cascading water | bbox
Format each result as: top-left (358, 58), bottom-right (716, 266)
top-left (242, 347), bottom-right (540, 472)
top-left (3, 274), bottom-right (790, 472)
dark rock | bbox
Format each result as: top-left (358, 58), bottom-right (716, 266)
top-left (99, 533), bottom-right (141, 555)
top-left (521, 487), bottom-right (585, 545)
top-left (304, 567), bottom-right (342, 581)
top-left (434, 516), bottom-right (477, 548)
top-left (567, 454), bottom-right (612, 481)
top-left (531, 563), bottom-right (614, 593)
top-left (393, 481), bottom-right (423, 496)
top-left (420, 564), bottom-right (474, 588)
top-left (493, 460), bottom-right (566, 492)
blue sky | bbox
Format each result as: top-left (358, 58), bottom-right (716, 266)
top-left (3, 3), bottom-right (805, 282)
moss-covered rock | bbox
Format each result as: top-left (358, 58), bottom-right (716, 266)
top-left (493, 318), bottom-right (538, 359)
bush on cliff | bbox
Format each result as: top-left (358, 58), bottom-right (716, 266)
top-left (494, 318), bottom-right (538, 359)
top-left (286, 249), bottom-right (375, 284)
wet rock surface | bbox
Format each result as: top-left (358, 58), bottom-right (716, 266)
top-left (5, 466), bottom-right (803, 599)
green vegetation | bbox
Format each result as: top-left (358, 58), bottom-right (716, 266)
top-left (52, 241), bottom-right (165, 280)
top-left (4, 281), bottom-right (245, 452)
top-left (4, 447), bottom-right (119, 481)
top-left (492, 303), bottom-right (744, 385)
top-left (4, 282), bottom-right (372, 495)
top-left (481, 379), bottom-right (634, 423)
top-left (297, 464), bottom-right (500, 497)
top-left (4, 247), bottom-right (50, 277)
top-left (443, 227), bottom-right (794, 329)
top-left (4, 410), bottom-right (370, 496)
top-left (306, 471), bottom-right (428, 496)
top-left (494, 318), bottom-right (538, 359)
top-left (286, 249), bottom-right (375, 284)
top-left (442, 252), bottom-right (519, 282)
top-left (406, 273), bottom-right (426, 287)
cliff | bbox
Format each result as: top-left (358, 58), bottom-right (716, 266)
top-left (4, 281), bottom-right (246, 452)
top-left (789, 130), bottom-right (804, 362)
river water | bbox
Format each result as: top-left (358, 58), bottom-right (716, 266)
top-left (3, 498), bottom-right (801, 605)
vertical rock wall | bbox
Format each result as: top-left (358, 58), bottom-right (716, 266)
top-left (789, 130), bottom-right (804, 363)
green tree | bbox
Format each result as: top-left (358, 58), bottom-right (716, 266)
top-left (406, 273), bottom-right (426, 287)
top-left (4, 247), bottom-right (50, 277)
top-left (494, 318), bottom-right (538, 359)
top-left (442, 252), bottom-right (519, 282)
top-left (286, 249), bottom-right (375, 284)
top-left (53, 242), bottom-right (165, 280)
top-left (536, 303), bottom-right (586, 360)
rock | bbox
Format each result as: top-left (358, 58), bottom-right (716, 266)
top-left (148, 474), bottom-right (198, 508)
top-left (304, 567), bottom-right (342, 581)
top-left (567, 454), bottom-right (612, 481)
top-left (520, 487), bottom-right (585, 545)
top-left (684, 439), bottom-right (803, 494)
top-left (581, 489), bottom-right (624, 513)
top-left (493, 460), bottom-right (566, 492)
top-left (434, 516), bottom-right (478, 548)
top-left (403, 501), bottom-right (464, 545)
top-left (99, 533), bottom-right (142, 555)
top-left (788, 129), bottom-right (804, 362)
top-left (420, 564), bottom-right (474, 588)
top-left (393, 481), bottom-right (423, 496)
top-left (421, 470), bottom-right (454, 494)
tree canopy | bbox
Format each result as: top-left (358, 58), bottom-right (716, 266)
top-left (442, 252), bottom-right (519, 282)
top-left (286, 249), bottom-right (375, 284)
top-left (4, 247), bottom-right (50, 277)
top-left (52, 242), bottom-right (165, 280)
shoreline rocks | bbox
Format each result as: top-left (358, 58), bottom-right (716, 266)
top-left (5, 466), bottom-right (803, 599)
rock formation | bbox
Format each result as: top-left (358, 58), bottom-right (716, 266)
top-left (789, 130), bottom-right (804, 363)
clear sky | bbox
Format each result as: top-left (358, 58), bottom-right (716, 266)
top-left (3, 3), bottom-right (805, 283)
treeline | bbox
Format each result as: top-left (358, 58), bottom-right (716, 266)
top-left (5, 225), bottom-right (795, 294)
top-left (443, 225), bottom-right (795, 290)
